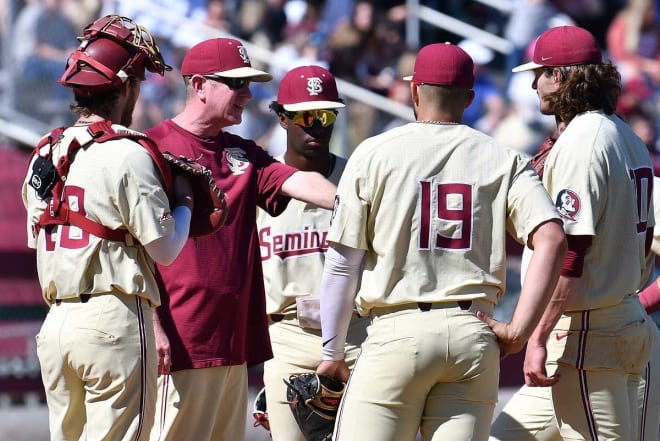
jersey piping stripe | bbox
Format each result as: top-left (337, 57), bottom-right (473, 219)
top-left (640, 362), bottom-right (651, 441)
top-left (333, 348), bottom-right (363, 439)
top-left (577, 310), bottom-right (599, 440)
top-left (134, 297), bottom-right (148, 441)
top-left (157, 374), bottom-right (170, 438)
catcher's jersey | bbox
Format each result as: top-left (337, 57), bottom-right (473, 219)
top-left (543, 111), bottom-right (654, 311)
top-left (257, 155), bottom-right (347, 315)
top-left (22, 125), bottom-right (174, 305)
top-left (329, 122), bottom-right (560, 314)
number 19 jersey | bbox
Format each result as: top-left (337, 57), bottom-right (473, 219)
top-left (328, 122), bottom-right (560, 315)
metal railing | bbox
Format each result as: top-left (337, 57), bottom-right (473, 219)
top-left (0, 0), bottom-right (515, 149)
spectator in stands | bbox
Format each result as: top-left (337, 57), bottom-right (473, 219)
top-left (327, 1), bottom-right (407, 148)
top-left (24, 0), bottom-right (77, 95)
top-left (606, 0), bottom-right (660, 86)
top-left (13, 0), bottom-right (43, 76)
top-left (21, 0), bottom-right (77, 123)
top-left (458, 39), bottom-right (506, 134)
top-left (61, 0), bottom-right (101, 31)
top-left (502, 0), bottom-right (569, 93)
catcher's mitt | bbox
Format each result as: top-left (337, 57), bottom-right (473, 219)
top-left (162, 153), bottom-right (227, 237)
top-left (284, 373), bottom-right (344, 441)
top-left (252, 386), bottom-right (270, 432)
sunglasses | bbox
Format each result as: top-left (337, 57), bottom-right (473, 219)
top-left (285, 109), bottom-right (337, 128)
top-left (203, 75), bottom-right (250, 90)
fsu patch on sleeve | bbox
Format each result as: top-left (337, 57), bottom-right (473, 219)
top-left (555, 189), bottom-right (580, 221)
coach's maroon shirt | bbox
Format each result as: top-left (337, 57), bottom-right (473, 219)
top-left (147, 120), bottom-right (296, 370)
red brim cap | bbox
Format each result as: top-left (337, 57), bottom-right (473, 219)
top-left (181, 38), bottom-right (272, 82)
top-left (277, 65), bottom-right (345, 111)
top-left (513, 26), bottom-right (602, 72)
top-left (403, 42), bottom-right (474, 89)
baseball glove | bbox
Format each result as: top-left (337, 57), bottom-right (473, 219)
top-left (284, 373), bottom-right (344, 441)
top-left (162, 153), bottom-right (227, 237)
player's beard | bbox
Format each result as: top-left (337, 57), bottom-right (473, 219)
top-left (120, 100), bottom-right (135, 127)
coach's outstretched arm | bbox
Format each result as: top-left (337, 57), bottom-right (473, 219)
top-left (478, 219), bottom-right (566, 358)
top-left (280, 171), bottom-right (337, 210)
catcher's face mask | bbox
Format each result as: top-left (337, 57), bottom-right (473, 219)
top-left (60, 15), bottom-right (172, 95)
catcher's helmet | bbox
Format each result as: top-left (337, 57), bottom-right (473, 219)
top-left (60, 15), bottom-right (172, 96)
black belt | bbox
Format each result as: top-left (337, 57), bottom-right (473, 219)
top-left (417, 300), bottom-right (472, 311)
top-left (270, 310), bottom-right (362, 323)
top-left (270, 313), bottom-right (285, 322)
top-left (55, 294), bottom-right (91, 305)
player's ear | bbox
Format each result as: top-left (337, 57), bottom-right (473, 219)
top-left (552, 68), bottom-right (563, 83)
top-left (465, 89), bottom-right (476, 109)
top-left (410, 82), bottom-right (420, 107)
top-left (278, 113), bottom-right (288, 129)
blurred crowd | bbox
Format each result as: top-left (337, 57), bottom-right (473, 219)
top-left (2, 0), bottom-right (659, 161)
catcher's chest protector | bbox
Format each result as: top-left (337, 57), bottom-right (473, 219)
top-left (29, 120), bottom-right (171, 243)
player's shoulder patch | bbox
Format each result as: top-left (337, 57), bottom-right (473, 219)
top-left (330, 195), bottom-right (340, 226)
top-left (555, 189), bottom-right (580, 221)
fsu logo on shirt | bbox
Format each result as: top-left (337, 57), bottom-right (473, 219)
top-left (555, 189), bottom-right (580, 221)
top-left (225, 147), bottom-right (250, 175)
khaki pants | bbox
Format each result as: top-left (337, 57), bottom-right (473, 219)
top-left (151, 365), bottom-right (248, 441)
top-left (37, 294), bottom-right (156, 441)
top-left (491, 299), bottom-right (659, 441)
top-left (263, 313), bottom-right (368, 441)
top-left (335, 300), bottom-right (499, 441)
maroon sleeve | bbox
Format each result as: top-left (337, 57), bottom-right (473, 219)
top-left (253, 144), bottom-right (297, 216)
top-left (561, 235), bottom-right (593, 277)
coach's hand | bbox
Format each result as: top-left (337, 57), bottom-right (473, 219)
top-left (153, 317), bottom-right (171, 375)
top-left (316, 360), bottom-right (350, 384)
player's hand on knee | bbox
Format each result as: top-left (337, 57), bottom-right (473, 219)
top-left (316, 360), bottom-right (350, 384)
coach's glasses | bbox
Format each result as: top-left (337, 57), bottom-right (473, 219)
top-left (203, 75), bottom-right (250, 90)
top-left (285, 109), bottom-right (338, 128)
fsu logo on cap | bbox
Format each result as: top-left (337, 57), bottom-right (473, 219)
top-left (237, 46), bottom-right (250, 65)
top-left (555, 189), bottom-right (580, 221)
top-left (306, 77), bottom-right (323, 96)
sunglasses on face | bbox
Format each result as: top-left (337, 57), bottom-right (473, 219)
top-left (285, 109), bottom-right (338, 128)
top-left (203, 75), bottom-right (250, 90)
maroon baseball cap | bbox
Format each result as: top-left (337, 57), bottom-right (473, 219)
top-left (277, 65), bottom-right (345, 111)
top-left (181, 38), bottom-right (272, 82)
top-left (403, 42), bottom-right (474, 89)
top-left (512, 26), bottom-right (602, 72)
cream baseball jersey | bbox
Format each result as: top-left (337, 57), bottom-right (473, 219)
top-left (22, 125), bottom-right (174, 305)
top-left (328, 122), bottom-right (560, 314)
top-left (640, 176), bottom-right (660, 288)
top-left (651, 176), bottom-right (660, 256)
top-left (258, 155), bottom-right (346, 315)
top-left (543, 111), bottom-right (654, 311)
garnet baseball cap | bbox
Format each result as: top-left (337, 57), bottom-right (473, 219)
top-left (277, 65), bottom-right (345, 111)
top-left (512, 26), bottom-right (602, 72)
top-left (403, 42), bottom-right (475, 89)
top-left (181, 38), bottom-right (272, 82)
